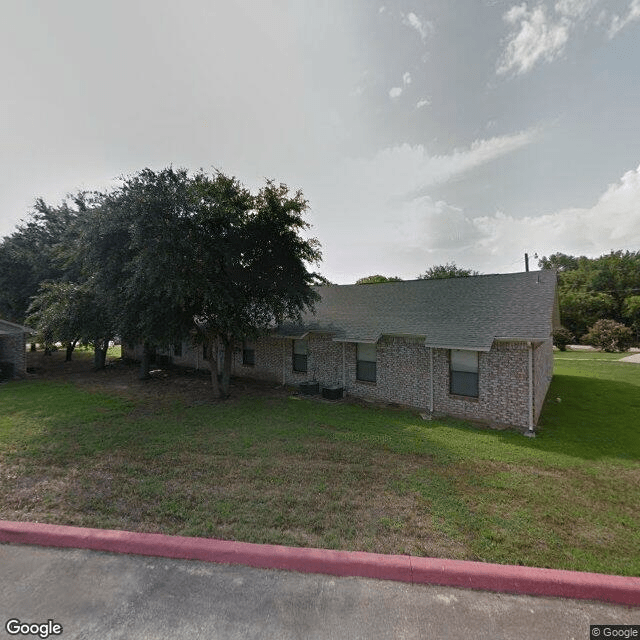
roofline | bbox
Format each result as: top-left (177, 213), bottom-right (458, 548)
top-left (274, 331), bottom-right (550, 349)
top-left (320, 269), bottom-right (555, 289)
top-left (424, 343), bottom-right (492, 352)
top-left (0, 319), bottom-right (35, 334)
top-left (277, 331), bottom-right (310, 339)
top-left (493, 337), bottom-right (550, 344)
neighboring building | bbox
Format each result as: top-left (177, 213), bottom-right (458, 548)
top-left (123, 270), bottom-right (559, 431)
top-left (0, 319), bottom-right (32, 379)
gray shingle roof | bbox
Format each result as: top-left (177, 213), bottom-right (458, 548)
top-left (277, 270), bottom-right (559, 351)
top-left (0, 319), bottom-right (34, 335)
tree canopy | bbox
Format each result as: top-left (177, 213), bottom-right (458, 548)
top-left (0, 196), bottom-right (86, 323)
top-left (355, 274), bottom-right (403, 284)
top-left (538, 250), bottom-right (640, 342)
top-left (1, 167), bottom-right (323, 395)
top-left (418, 262), bottom-right (480, 280)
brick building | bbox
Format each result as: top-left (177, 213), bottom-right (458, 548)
top-left (124, 270), bottom-right (559, 432)
top-left (0, 319), bottom-right (31, 379)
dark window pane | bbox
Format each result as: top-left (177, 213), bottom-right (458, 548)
top-left (450, 371), bottom-right (478, 397)
top-left (293, 353), bottom-right (307, 372)
top-left (243, 349), bottom-right (255, 366)
top-left (357, 360), bottom-right (376, 382)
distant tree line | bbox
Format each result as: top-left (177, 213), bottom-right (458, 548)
top-left (355, 262), bottom-right (479, 285)
top-left (0, 168), bottom-right (323, 397)
top-left (539, 251), bottom-right (640, 351)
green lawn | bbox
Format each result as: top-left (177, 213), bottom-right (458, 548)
top-left (0, 350), bottom-right (638, 575)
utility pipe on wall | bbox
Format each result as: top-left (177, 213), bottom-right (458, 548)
top-left (429, 347), bottom-right (434, 414)
top-left (528, 341), bottom-right (534, 433)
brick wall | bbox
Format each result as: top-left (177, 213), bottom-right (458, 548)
top-left (533, 338), bottom-right (554, 423)
top-left (432, 342), bottom-right (532, 429)
top-left (123, 333), bottom-right (554, 430)
top-left (237, 334), bottom-right (541, 428)
top-left (0, 333), bottom-right (27, 376)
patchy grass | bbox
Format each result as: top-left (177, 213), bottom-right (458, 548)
top-left (0, 350), bottom-right (638, 575)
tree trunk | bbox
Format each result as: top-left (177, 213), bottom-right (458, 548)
top-left (30, 343), bottom-right (36, 352)
top-left (65, 340), bottom-right (77, 362)
top-left (93, 339), bottom-right (108, 369)
top-left (140, 341), bottom-right (152, 379)
top-left (206, 337), bottom-right (222, 398)
top-left (220, 339), bottom-right (233, 398)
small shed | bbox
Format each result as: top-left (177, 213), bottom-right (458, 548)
top-left (0, 319), bottom-right (32, 379)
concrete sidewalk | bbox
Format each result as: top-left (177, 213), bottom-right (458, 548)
top-left (2, 543), bottom-right (638, 640)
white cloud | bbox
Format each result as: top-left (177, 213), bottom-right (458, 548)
top-left (554, 0), bottom-right (595, 19)
top-left (338, 130), bottom-right (536, 198)
top-left (416, 98), bottom-right (431, 109)
top-left (401, 12), bottom-right (433, 41)
top-left (449, 163), bottom-right (640, 267)
top-left (608, 0), bottom-right (640, 37)
top-left (310, 142), bottom-right (640, 281)
top-left (305, 131), bottom-right (537, 279)
top-left (497, 0), bottom-right (640, 74)
top-left (497, 3), bottom-right (570, 75)
top-left (390, 197), bottom-right (481, 252)
top-left (389, 72), bottom-right (412, 99)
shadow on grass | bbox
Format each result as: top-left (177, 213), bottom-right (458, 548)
top-left (417, 373), bottom-right (640, 464)
top-left (534, 373), bottom-right (640, 460)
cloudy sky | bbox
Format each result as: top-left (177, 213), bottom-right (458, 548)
top-left (1, 0), bottom-right (639, 283)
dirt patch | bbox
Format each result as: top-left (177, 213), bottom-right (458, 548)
top-left (25, 349), bottom-right (292, 406)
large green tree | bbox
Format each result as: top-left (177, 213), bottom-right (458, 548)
top-left (0, 196), bottom-right (86, 323)
top-left (189, 174), bottom-right (321, 397)
top-left (82, 168), bottom-right (321, 394)
top-left (538, 250), bottom-right (640, 343)
top-left (560, 290), bottom-right (616, 339)
top-left (26, 280), bottom-right (115, 367)
top-left (83, 168), bottom-right (197, 378)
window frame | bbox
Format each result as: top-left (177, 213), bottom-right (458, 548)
top-left (356, 342), bottom-right (377, 383)
top-left (292, 339), bottom-right (308, 373)
top-left (449, 349), bottom-right (479, 398)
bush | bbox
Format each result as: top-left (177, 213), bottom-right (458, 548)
top-left (553, 327), bottom-right (574, 351)
top-left (582, 319), bottom-right (633, 352)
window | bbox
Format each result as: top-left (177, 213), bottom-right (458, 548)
top-left (450, 350), bottom-right (479, 397)
top-left (243, 340), bottom-right (255, 366)
top-left (173, 342), bottom-right (183, 357)
top-left (356, 342), bottom-right (377, 382)
top-left (292, 339), bottom-right (308, 372)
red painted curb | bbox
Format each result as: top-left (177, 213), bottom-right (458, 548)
top-left (1, 520), bottom-right (638, 606)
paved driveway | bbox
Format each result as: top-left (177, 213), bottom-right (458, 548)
top-left (2, 544), bottom-right (638, 640)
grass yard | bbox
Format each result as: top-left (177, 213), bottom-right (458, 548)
top-left (0, 349), bottom-right (638, 576)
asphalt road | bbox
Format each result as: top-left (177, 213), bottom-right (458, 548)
top-left (2, 543), bottom-right (638, 639)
